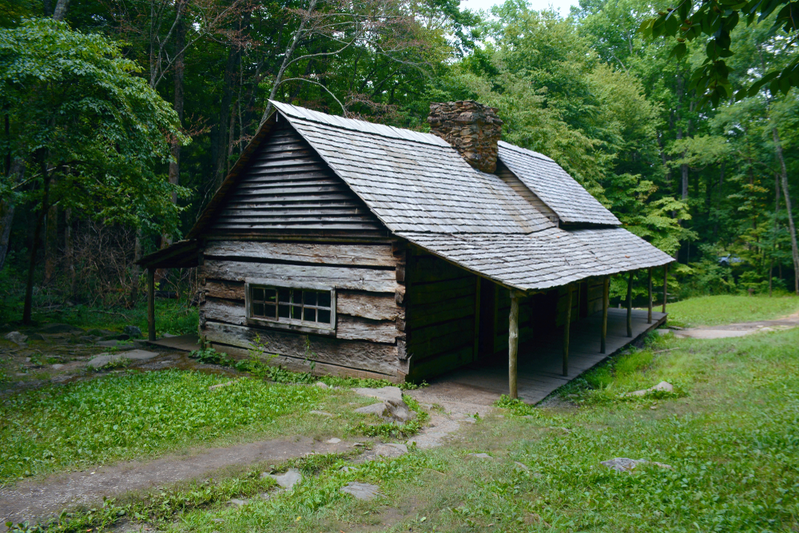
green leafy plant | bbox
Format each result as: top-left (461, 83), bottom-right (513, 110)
top-left (189, 346), bottom-right (233, 367)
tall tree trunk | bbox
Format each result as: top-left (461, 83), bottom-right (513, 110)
top-left (23, 163), bottom-right (51, 325)
top-left (260, 0), bottom-right (319, 124)
top-left (770, 173), bottom-right (780, 297)
top-left (213, 44), bottom-right (242, 187)
top-left (43, 194), bottom-right (57, 284)
top-left (52, 0), bottom-right (69, 20)
top-left (0, 158), bottom-right (22, 271)
top-left (65, 208), bottom-right (75, 299)
top-left (163, 11), bottom-right (185, 248)
top-left (773, 127), bottom-right (799, 294)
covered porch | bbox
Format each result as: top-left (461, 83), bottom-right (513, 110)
top-left (430, 307), bottom-right (666, 404)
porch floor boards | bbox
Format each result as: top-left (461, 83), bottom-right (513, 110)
top-left (430, 308), bottom-right (667, 404)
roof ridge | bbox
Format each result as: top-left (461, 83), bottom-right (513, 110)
top-left (270, 100), bottom-right (450, 149)
top-left (497, 140), bottom-right (554, 163)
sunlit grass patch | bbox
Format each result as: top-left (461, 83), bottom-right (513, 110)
top-left (667, 294), bottom-right (799, 326)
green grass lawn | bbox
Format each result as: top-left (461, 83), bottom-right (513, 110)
top-left (142, 329), bottom-right (799, 533)
top-left (666, 294), bottom-right (799, 326)
top-left (0, 370), bottom-right (384, 483)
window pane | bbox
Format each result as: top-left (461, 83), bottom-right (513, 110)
top-left (292, 305), bottom-right (302, 319)
top-left (305, 308), bottom-right (316, 322)
top-left (278, 288), bottom-right (290, 303)
top-left (304, 291), bottom-right (317, 305)
top-left (253, 288), bottom-right (264, 301)
top-left (318, 309), bottom-right (331, 324)
top-left (318, 292), bottom-right (331, 308)
top-left (265, 288), bottom-right (277, 302)
top-left (278, 304), bottom-right (290, 318)
top-left (292, 290), bottom-right (303, 305)
top-left (253, 302), bottom-right (264, 317)
top-left (264, 303), bottom-right (277, 318)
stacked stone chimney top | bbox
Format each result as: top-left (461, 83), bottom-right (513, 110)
top-left (428, 101), bottom-right (503, 174)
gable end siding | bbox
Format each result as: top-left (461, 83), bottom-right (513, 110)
top-left (207, 121), bottom-right (387, 239)
top-left (495, 161), bottom-right (559, 224)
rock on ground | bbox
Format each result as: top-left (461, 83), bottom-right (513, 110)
top-left (467, 453), bottom-right (493, 460)
top-left (123, 325), bottom-right (142, 338)
top-left (4, 331), bottom-right (27, 345)
top-left (352, 386), bottom-right (415, 423)
top-left (87, 350), bottom-right (158, 369)
top-left (340, 482), bottom-right (380, 501)
top-left (268, 468), bottom-right (303, 490)
top-left (626, 381), bottom-right (674, 397)
top-left (355, 443), bottom-right (408, 463)
top-left (600, 458), bottom-right (673, 472)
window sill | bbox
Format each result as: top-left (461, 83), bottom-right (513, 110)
top-left (246, 317), bottom-right (337, 337)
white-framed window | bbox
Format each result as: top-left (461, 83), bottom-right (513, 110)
top-left (245, 281), bottom-right (336, 334)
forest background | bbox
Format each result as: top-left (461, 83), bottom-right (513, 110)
top-left (1, 0), bottom-right (797, 323)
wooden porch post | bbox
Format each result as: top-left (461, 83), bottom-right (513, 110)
top-left (647, 267), bottom-right (653, 324)
top-left (662, 264), bottom-right (669, 313)
top-left (601, 276), bottom-right (609, 354)
top-left (509, 291), bottom-right (520, 399)
top-left (626, 271), bottom-right (633, 338)
top-left (147, 267), bottom-right (156, 342)
top-left (563, 284), bottom-right (573, 376)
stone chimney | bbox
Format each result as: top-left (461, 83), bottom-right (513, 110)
top-left (428, 101), bottom-right (503, 174)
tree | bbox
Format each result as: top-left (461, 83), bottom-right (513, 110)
top-left (0, 18), bottom-right (188, 323)
top-left (640, 0), bottom-right (799, 105)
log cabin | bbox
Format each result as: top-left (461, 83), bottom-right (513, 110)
top-left (140, 100), bottom-right (674, 396)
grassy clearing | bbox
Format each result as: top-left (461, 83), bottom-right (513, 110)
top-left (101, 328), bottom-right (799, 533)
top-left (0, 370), bottom-right (387, 483)
top-left (666, 294), bottom-right (799, 326)
top-left (0, 298), bottom-right (198, 337)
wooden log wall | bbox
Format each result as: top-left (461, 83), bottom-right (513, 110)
top-left (405, 250), bottom-right (479, 380)
top-left (199, 240), bottom-right (407, 381)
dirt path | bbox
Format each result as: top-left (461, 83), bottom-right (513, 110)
top-left (406, 381), bottom-right (496, 449)
top-left (0, 386), bottom-right (486, 530)
top-left (0, 436), bottom-right (354, 530)
top-left (671, 310), bottom-right (799, 339)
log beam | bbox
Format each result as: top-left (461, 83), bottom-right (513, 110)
top-left (509, 290), bottom-right (520, 399)
top-left (626, 271), bottom-right (633, 338)
top-left (647, 267), bottom-right (653, 324)
top-left (601, 276), bottom-right (609, 354)
top-left (563, 284), bottom-right (573, 376)
top-left (147, 268), bottom-right (156, 342)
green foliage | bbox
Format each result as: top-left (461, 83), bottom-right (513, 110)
top-left (94, 357), bottom-right (131, 372)
top-left (641, 0), bottom-right (799, 104)
top-left (189, 346), bottom-right (233, 367)
top-left (0, 18), bottom-right (189, 234)
top-left (0, 370), bottom-right (326, 481)
top-left (0, 298), bottom-right (199, 337)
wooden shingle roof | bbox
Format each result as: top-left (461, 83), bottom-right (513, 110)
top-left (497, 141), bottom-right (621, 226)
top-left (173, 101), bottom-right (673, 291)
top-left (272, 102), bottom-right (554, 235)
